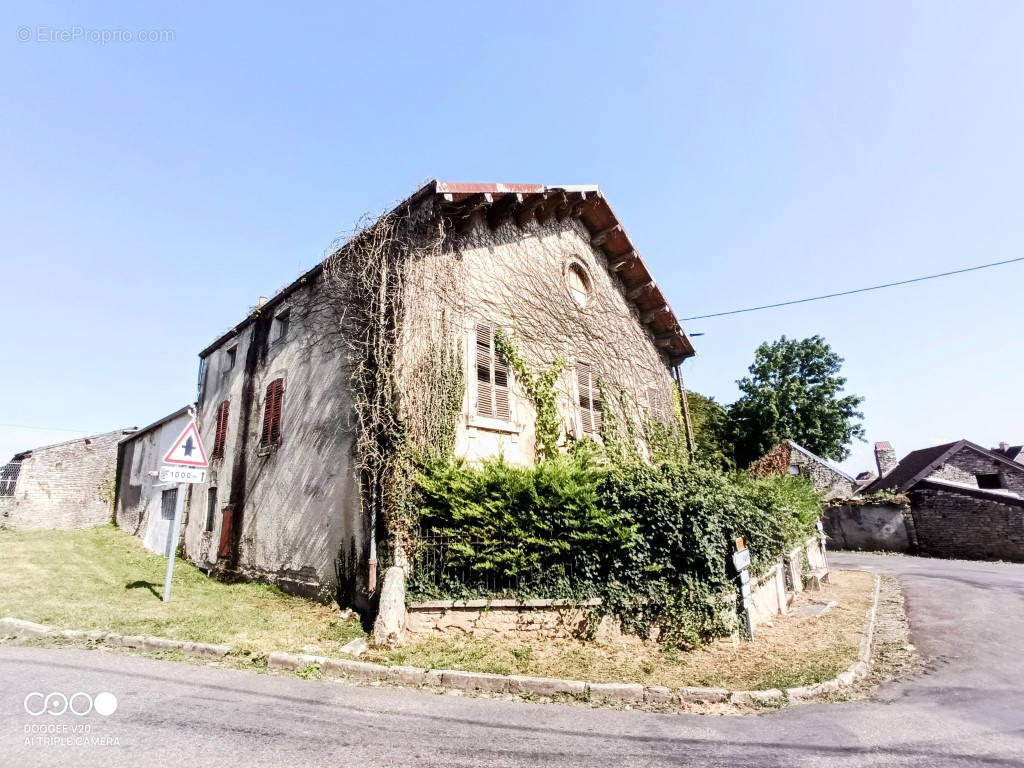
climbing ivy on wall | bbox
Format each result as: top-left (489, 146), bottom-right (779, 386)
top-left (494, 330), bottom-right (565, 462)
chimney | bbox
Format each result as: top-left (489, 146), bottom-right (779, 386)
top-left (999, 442), bottom-right (1010, 452)
top-left (875, 441), bottom-right (897, 477)
top-left (258, 296), bottom-right (268, 308)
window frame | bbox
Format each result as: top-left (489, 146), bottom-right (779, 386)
top-left (272, 308), bottom-right (291, 344)
top-left (260, 378), bottom-right (285, 448)
top-left (205, 487), bottom-right (218, 532)
top-left (472, 321), bottom-right (512, 424)
top-left (576, 361), bottom-right (603, 436)
top-left (212, 400), bottom-right (230, 459)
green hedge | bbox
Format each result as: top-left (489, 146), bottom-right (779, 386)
top-left (408, 446), bottom-right (822, 648)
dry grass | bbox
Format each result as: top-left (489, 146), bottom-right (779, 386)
top-left (0, 526), bottom-right (365, 656)
top-left (367, 570), bottom-right (875, 691)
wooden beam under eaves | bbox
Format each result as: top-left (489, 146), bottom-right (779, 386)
top-left (556, 191), bottom-right (587, 221)
top-left (590, 224), bottom-right (622, 248)
top-left (642, 304), bottom-right (670, 324)
top-left (607, 249), bottom-right (637, 271)
top-left (486, 193), bottom-right (522, 230)
top-left (627, 280), bottom-right (654, 301)
top-left (654, 333), bottom-right (677, 348)
top-left (535, 192), bottom-right (564, 225)
top-left (515, 195), bottom-right (544, 228)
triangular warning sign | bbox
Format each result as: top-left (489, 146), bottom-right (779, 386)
top-left (162, 421), bottom-right (209, 468)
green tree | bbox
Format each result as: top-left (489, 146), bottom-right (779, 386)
top-left (685, 391), bottom-right (734, 469)
top-left (727, 335), bottom-right (864, 467)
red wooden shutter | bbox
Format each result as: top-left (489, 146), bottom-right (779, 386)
top-left (213, 401), bottom-right (230, 458)
top-left (270, 379), bottom-right (284, 443)
top-left (261, 379), bottom-right (284, 447)
top-left (218, 506), bottom-right (233, 558)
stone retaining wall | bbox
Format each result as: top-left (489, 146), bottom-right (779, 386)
top-left (406, 536), bottom-right (829, 639)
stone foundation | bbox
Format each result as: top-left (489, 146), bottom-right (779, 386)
top-left (405, 598), bottom-right (610, 640)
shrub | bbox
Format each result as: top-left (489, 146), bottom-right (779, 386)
top-left (410, 445), bottom-right (822, 648)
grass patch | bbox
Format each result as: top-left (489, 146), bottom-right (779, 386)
top-left (366, 570), bottom-right (874, 691)
top-left (0, 525), bottom-right (365, 656)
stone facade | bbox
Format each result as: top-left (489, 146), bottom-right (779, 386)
top-left (909, 483), bottom-right (1024, 562)
top-left (0, 429), bottom-right (134, 529)
top-left (114, 407), bottom-right (192, 556)
top-left (926, 446), bottom-right (1024, 495)
top-left (178, 182), bottom-right (693, 606)
top-left (749, 441), bottom-right (857, 500)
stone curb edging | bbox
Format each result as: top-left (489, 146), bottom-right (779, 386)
top-left (0, 574), bottom-right (881, 709)
top-left (265, 574), bottom-right (883, 707)
top-left (0, 617), bottom-right (231, 660)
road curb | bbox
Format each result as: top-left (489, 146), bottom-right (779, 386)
top-left (0, 573), bottom-right (882, 710)
top-left (0, 617), bottom-right (230, 660)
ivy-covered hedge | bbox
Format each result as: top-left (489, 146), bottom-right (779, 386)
top-left (407, 443), bottom-right (822, 648)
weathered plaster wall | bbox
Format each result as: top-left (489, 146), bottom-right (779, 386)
top-left (114, 409), bottom-right (192, 555)
top-left (822, 502), bottom-right (915, 552)
top-left (909, 486), bottom-right (1024, 562)
top-left (398, 212), bottom-right (677, 467)
top-left (182, 278), bottom-right (364, 602)
top-left (0, 430), bottom-right (130, 529)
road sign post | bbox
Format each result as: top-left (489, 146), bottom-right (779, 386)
top-left (160, 419), bottom-right (209, 603)
top-left (732, 537), bottom-right (754, 641)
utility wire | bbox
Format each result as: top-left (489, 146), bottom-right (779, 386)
top-left (680, 256), bottom-right (1024, 321)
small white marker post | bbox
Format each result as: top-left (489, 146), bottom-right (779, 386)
top-left (162, 483), bottom-right (186, 602)
top-left (158, 415), bottom-right (209, 603)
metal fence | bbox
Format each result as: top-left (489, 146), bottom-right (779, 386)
top-left (410, 535), bottom-right (582, 595)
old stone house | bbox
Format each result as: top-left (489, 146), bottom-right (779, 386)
top-left (178, 180), bottom-right (696, 605)
top-left (0, 428), bottom-right (135, 529)
top-left (748, 440), bottom-right (857, 499)
top-left (114, 406), bottom-right (193, 555)
top-left (827, 439), bottom-right (1024, 561)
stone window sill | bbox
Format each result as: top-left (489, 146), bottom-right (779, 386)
top-left (466, 416), bottom-right (520, 435)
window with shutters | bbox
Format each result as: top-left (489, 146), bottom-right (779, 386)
top-left (212, 401), bottom-right (230, 459)
top-left (577, 362), bottom-right (602, 435)
top-left (474, 322), bottom-right (510, 421)
top-left (260, 378), bottom-right (285, 447)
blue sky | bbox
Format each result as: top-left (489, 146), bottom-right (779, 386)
top-left (1, 1), bottom-right (1021, 476)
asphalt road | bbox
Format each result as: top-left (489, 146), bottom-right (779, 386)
top-left (2, 553), bottom-right (1023, 767)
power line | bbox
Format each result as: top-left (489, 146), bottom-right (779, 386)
top-left (680, 256), bottom-right (1024, 321)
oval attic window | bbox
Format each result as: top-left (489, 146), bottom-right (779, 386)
top-left (567, 263), bottom-right (592, 308)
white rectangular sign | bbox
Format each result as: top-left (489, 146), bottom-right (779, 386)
top-left (159, 465), bottom-right (207, 484)
top-left (732, 548), bottom-right (751, 572)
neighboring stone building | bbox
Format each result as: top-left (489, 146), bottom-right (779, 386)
top-left (833, 439), bottom-right (1024, 561)
top-left (179, 180), bottom-right (696, 604)
top-left (114, 406), bottom-right (192, 556)
top-left (748, 440), bottom-right (857, 500)
top-left (0, 428), bottom-right (135, 530)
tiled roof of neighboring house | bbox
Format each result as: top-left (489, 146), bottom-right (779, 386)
top-left (863, 439), bottom-right (1024, 494)
top-left (993, 444), bottom-right (1023, 462)
top-left (199, 180), bottom-right (696, 364)
top-left (786, 440), bottom-right (857, 482)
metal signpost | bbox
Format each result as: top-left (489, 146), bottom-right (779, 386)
top-left (159, 418), bottom-right (208, 602)
top-left (732, 537), bottom-right (754, 640)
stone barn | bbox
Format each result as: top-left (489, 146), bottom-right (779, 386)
top-left (0, 428), bottom-right (135, 530)
top-left (114, 406), bottom-right (193, 556)
top-left (749, 439), bottom-right (858, 500)
top-left (179, 180), bottom-right (697, 606)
